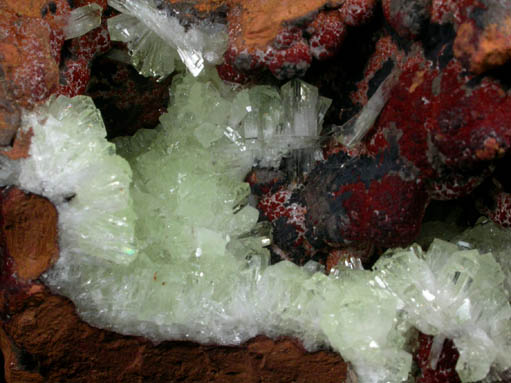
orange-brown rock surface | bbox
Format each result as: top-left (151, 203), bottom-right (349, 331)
top-left (0, 188), bottom-right (58, 282)
top-left (454, 16), bottom-right (511, 74)
top-left (168, 0), bottom-right (344, 50)
top-left (450, 1), bottom-right (511, 74)
top-left (0, 188), bottom-right (348, 382)
top-left (0, 0), bottom-right (70, 148)
top-left (167, 0), bottom-right (375, 80)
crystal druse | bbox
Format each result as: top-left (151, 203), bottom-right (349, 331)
top-left (2, 2), bottom-right (511, 381)
top-left (1, 68), bottom-right (510, 383)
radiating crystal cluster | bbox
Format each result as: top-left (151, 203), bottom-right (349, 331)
top-left (321, 269), bottom-right (413, 383)
top-left (0, 95), bottom-right (136, 264)
top-left (240, 78), bottom-right (331, 170)
top-left (375, 240), bottom-right (511, 382)
top-left (453, 218), bottom-right (511, 293)
top-left (40, 72), bottom-right (339, 348)
top-left (107, 0), bottom-right (228, 78)
top-left (3, 69), bottom-right (511, 383)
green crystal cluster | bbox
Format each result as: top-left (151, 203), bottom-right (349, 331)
top-left (321, 269), bottom-right (413, 383)
top-left (2, 68), bottom-right (511, 383)
top-left (107, 0), bottom-right (228, 78)
top-left (107, 13), bottom-right (182, 81)
top-left (0, 95), bottom-right (136, 264)
top-left (453, 218), bottom-right (511, 293)
top-left (241, 79), bottom-right (331, 170)
top-left (375, 240), bottom-right (511, 381)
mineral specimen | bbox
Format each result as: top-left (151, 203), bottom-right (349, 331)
top-left (375, 240), bottom-right (511, 382)
top-left (107, 0), bottom-right (228, 77)
top-left (452, 218), bottom-right (511, 294)
top-left (0, 71), bottom-right (406, 382)
top-left (241, 78), bottom-right (331, 170)
top-left (302, 140), bottom-right (428, 248)
top-left (107, 13), bottom-right (181, 80)
top-left (0, 95), bottom-right (136, 265)
top-left (63, 3), bottom-right (103, 40)
top-left (223, 0), bottom-right (377, 80)
top-left (3, 1), bottom-right (511, 382)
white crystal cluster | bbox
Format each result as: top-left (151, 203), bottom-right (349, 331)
top-left (375, 240), bottom-right (511, 382)
top-left (241, 79), bottom-right (331, 170)
top-left (41, 73), bottom-right (337, 348)
top-left (107, 0), bottom-right (228, 78)
top-left (3, 72), bottom-right (511, 383)
top-left (0, 96), bottom-right (136, 264)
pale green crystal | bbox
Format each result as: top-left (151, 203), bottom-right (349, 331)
top-left (18, 73), bottom-right (408, 383)
top-left (0, 95), bottom-right (136, 264)
top-left (3, 70), bottom-right (510, 383)
top-left (107, 13), bottom-right (179, 81)
top-left (241, 79), bottom-right (332, 170)
top-left (107, 0), bottom-right (228, 77)
top-left (374, 240), bottom-right (511, 382)
top-left (453, 218), bottom-right (511, 293)
top-left (63, 3), bottom-right (103, 40)
top-left (321, 269), bottom-right (413, 383)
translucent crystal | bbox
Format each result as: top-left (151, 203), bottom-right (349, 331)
top-left (0, 73), bottom-right (400, 383)
top-left (321, 270), bottom-right (413, 383)
top-left (38, 74), bottom-right (338, 351)
top-left (374, 240), bottom-right (511, 382)
top-left (4, 70), bottom-right (509, 383)
top-left (107, 13), bottom-right (178, 81)
top-left (5, 96), bottom-right (136, 264)
top-left (336, 68), bottom-right (399, 148)
top-left (107, 0), bottom-right (228, 77)
top-left (63, 3), bottom-right (103, 40)
top-left (241, 79), bottom-right (332, 171)
top-left (453, 218), bottom-right (511, 301)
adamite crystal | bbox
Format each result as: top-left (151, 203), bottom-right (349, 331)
top-left (321, 269), bottom-right (413, 383)
top-left (242, 79), bottom-right (331, 170)
top-left (63, 3), bottom-right (103, 40)
top-left (108, 13), bottom-right (181, 81)
top-left (0, 95), bottom-right (136, 264)
top-left (375, 240), bottom-right (511, 382)
top-left (107, 0), bottom-right (228, 77)
top-left (2, 68), bottom-right (511, 383)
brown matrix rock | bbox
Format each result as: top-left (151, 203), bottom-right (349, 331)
top-left (0, 188), bottom-right (348, 382)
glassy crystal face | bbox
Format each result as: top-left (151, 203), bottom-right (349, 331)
top-left (0, 95), bottom-right (136, 264)
top-left (38, 74), bottom-right (340, 351)
top-left (241, 79), bottom-right (331, 171)
top-left (321, 270), bottom-right (413, 383)
top-left (107, 0), bottom-right (228, 77)
top-left (64, 3), bottom-right (103, 40)
top-left (2, 65), bottom-right (511, 383)
top-left (108, 13), bottom-right (179, 81)
top-left (335, 67), bottom-right (399, 148)
top-left (375, 240), bottom-right (511, 382)
top-left (453, 218), bottom-right (511, 293)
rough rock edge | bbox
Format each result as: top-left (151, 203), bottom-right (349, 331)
top-left (0, 187), bottom-right (347, 382)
